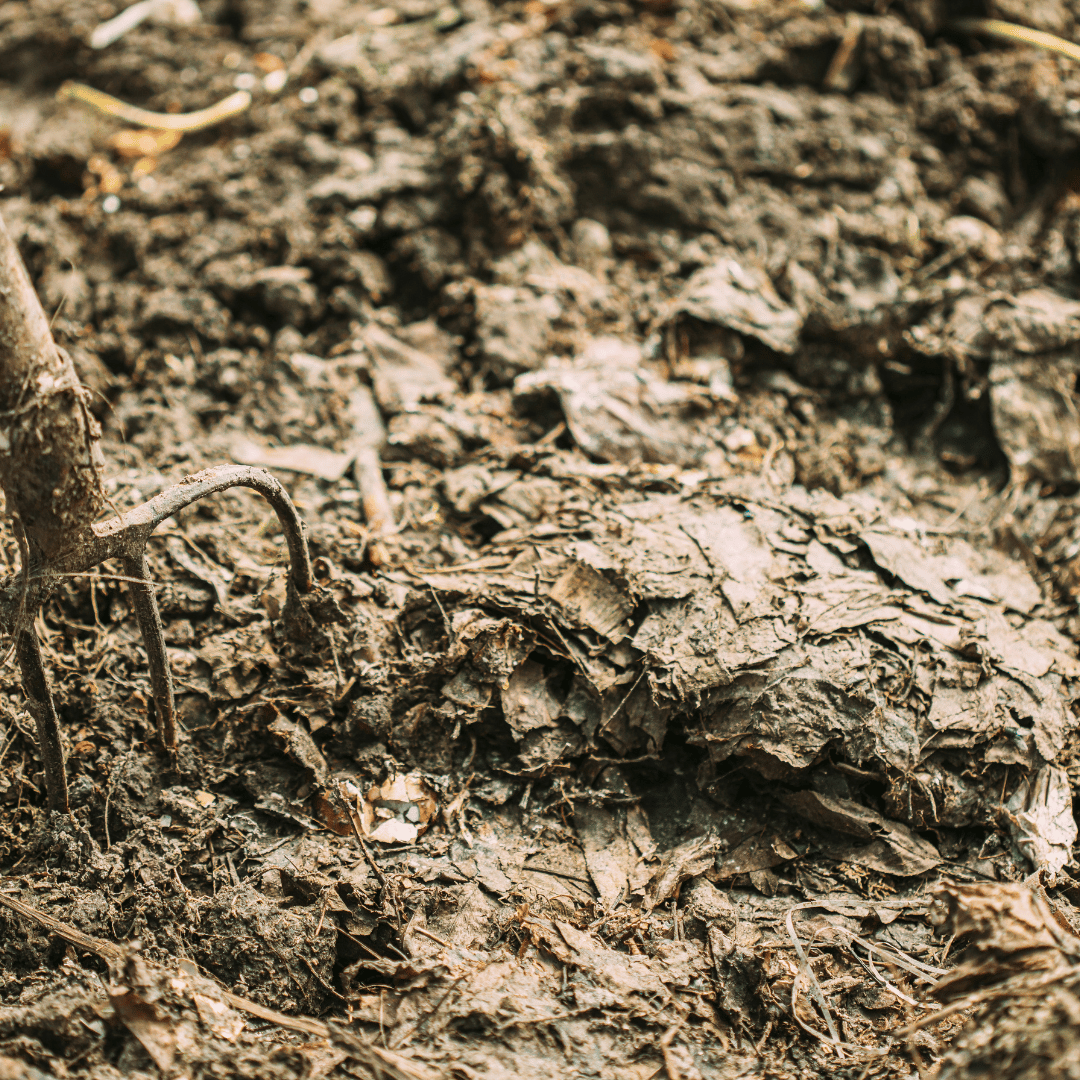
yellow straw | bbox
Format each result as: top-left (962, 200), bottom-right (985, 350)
top-left (952, 17), bottom-right (1080, 64)
top-left (57, 82), bottom-right (251, 131)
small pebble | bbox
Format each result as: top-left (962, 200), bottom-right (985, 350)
top-left (263, 68), bottom-right (288, 93)
top-left (347, 205), bottom-right (378, 234)
top-left (298, 86), bottom-right (319, 105)
top-left (722, 426), bottom-right (756, 452)
top-left (102, 194), bottom-right (121, 213)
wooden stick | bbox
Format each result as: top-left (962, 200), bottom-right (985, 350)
top-left (347, 387), bottom-right (396, 537)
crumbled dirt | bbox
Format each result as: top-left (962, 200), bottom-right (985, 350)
top-left (5, 0), bottom-right (1080, 1077)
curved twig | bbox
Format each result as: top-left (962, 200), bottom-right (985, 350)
top-left (51, 464), bottom-right (313, 595)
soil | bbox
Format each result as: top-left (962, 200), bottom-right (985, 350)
top-left (4, 0), bottom-right (1080, 1077)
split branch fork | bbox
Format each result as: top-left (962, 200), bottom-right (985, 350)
top-left (0, 211), bottom-right (313, 813)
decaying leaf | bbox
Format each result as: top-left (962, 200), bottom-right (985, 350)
top-left (514, 337), bottom-right (716, 466)
top-left (668, 255), bottom-right (804, 354)
top-left (644, 835), bottom-right (723, 912)
top-left (267, 707), bottom-right (331, 788)
top-left (1004, 765), bottom-right (1078, 878)
top-left (548, 560), bottom-right (634, 643)
top-left (576, 804), bottom-right (635, 909)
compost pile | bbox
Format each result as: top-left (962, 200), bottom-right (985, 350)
top-left (6, 0), bottom-right (1080, 1076)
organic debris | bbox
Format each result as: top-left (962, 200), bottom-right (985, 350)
top-left (924, 879), bottom-right (1080, 1079)
top-left (2, 1), bottom-right (1080, 1078)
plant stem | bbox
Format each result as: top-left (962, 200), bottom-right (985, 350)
top-left (0, 211), bottom-right (108, 813)
top-left (0, 213), bottom-right (104, 561)
top-left (123, 551), bottom-right (176, 750)
top-left (0, 213), bottom-right (316, 814)
top-left (15, 625), bottom-right (68, 813)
